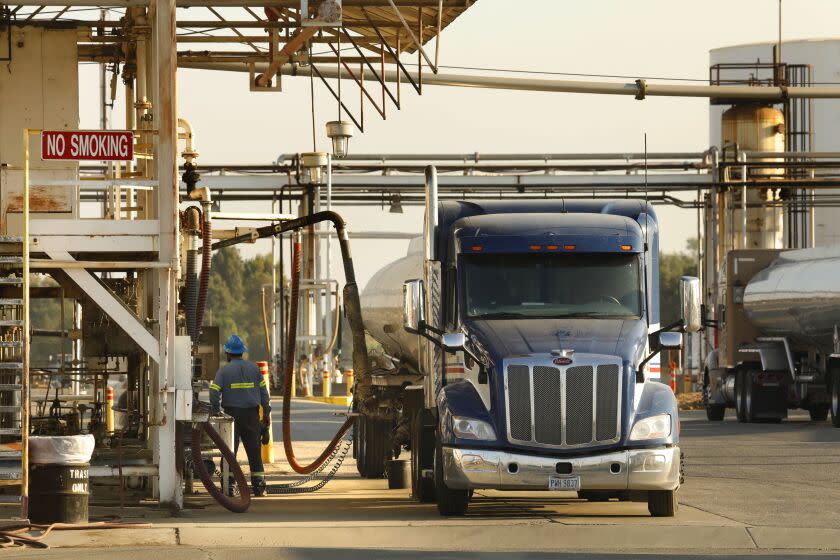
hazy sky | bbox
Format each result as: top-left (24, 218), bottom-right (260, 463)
top-left (77, 0), bottom-right (840, 288)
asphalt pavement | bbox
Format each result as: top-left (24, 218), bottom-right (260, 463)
top-left (9, 398), bottom-right (840, 557)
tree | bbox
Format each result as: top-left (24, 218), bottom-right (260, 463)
top-left (205, 247), bottom-right (274, 361)
top-left (659, 239), bottom-right (698, 326)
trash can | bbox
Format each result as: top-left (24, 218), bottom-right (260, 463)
top-left (28, 435), bottom-right (95, 524)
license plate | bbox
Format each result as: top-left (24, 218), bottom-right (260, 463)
top-left (548, 475), bottom-right (581, 491)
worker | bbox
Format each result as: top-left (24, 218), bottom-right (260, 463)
top-left (210, 334), bottom-right (271, 497)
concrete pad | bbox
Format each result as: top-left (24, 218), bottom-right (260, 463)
top-left (42, 527), bottom-right (178, 548)
top-left (749, 527), bottom-right (840, 550)
top-left (177, 524), bottom-right (756, 552)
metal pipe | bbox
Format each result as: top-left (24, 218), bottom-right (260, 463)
top-left (180, 62), bottom-right (840, 100)
top-left (424, 165), bottom-right (438, 261)
top-left (89, 465), bottom-right (158, 477)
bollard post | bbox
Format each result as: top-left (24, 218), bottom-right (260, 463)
top-left (291, 368), bottom-right (297, 398)
top-left (105, 386), bottom-right (114, 433)
top-left (345, 369), bottom-right (354, 397)
top-left (322, 369), bottom-right (331, 399)
top-left (668, 359), bottom-right (678, 394)
top-left (256, 361), bottom-right (275, 464)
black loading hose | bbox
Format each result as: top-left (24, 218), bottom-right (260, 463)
top-left (213, 211), bottom-right (371, 474)
top-left (191, 421), bottom-right (251, 513)
top-left (194, 216), bottom-right (212, 335)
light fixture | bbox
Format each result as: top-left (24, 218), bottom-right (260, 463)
top-left (326, 120), bottom-right (353, 159)
top-left (300, 151), bottom-right (329, 185)
top-left (389, 194), bottom-right (403, 214)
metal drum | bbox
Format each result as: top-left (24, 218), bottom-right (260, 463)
top-left (29, 462), bottom-right (90, 524)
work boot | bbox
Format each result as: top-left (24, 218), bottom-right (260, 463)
top-left (252, 476), bottom-right (266, 497)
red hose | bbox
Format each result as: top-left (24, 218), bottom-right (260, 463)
top-left (191, 422), bottom-right (251, 513)
top-left (282, 235), bottom-right (354, 474)
top-left (195, 219), bottom-right (212, 335)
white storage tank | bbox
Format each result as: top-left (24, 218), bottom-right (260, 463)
top-left (710, 39), bottom-right (840, 247)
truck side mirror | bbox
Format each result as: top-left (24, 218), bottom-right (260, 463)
top-left (679, 276), bottom-right (702, 333)
top-left (402, 279), bottom-right (425, 333)
top-left (442, 332), bottom-right (466, 352)
top-left (658, 331), bottom-right (683, 350)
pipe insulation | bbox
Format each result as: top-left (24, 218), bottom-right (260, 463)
top-left (179, 62), bottom-right (840, 101)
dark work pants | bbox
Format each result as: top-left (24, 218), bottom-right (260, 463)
top-left (224, 406), bottom-right (265, 480)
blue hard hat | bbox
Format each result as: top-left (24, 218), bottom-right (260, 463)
top-left (223, 334), bottom-right (247, 355)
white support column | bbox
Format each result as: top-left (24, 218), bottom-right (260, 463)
top-left (152, 0), bottom-right (182, 510)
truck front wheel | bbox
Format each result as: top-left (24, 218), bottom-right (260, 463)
top-left (831, 374), bottom-right (840, 428)
top-left (434, 437), bottom-right (469, 516)
top-left (647, 490), bottom-right (679, 517)
top-left (410, 409), bottom-right (436, 502)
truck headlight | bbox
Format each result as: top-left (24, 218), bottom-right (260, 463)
top-left (452, 416), bottom-right (496, 440)
top-left (629, 414), bottom-right (671, 441)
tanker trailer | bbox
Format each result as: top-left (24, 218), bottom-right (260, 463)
top-left (358, 166), bottom-right (699, 517)
top-left (703, 247), bottom-right (840, 425)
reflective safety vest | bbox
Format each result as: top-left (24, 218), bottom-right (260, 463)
top-left (210, 358), bottom-right (270, 411)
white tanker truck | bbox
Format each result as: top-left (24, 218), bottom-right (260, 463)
top-left (704, 247), bottom-right (840, 425)
top-left (357, 167), bottom-right (701, 517)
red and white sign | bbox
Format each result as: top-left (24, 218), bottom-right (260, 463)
top-left (41, 130), bottom-right (134, 161)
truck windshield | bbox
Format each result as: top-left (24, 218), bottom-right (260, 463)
top-left (461, 253), bottom-right (642, 319)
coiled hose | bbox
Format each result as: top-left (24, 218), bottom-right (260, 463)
top-left (185, 232), bottom-right (199, 341)
top-left (190, 421), bottom-right (252, 513)
top-left (194, 218), bottom-right (212, 335)
top-left (282, 232), bottom-right (354, 474)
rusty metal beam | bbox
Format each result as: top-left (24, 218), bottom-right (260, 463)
top-left (10, 0), bottom-right (467, 6)
top-left (256, 25), bottom-right (315, 87)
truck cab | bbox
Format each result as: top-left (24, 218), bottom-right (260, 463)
top-left (360, 171), bottom-right (699, 517)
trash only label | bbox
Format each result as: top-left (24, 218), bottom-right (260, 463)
top-left (41, 130), bottom-right (134, 161)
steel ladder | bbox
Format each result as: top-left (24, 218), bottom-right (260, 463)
top-left (0, 235), bottom-right (29, 519)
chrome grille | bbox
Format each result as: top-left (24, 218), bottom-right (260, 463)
top-left (533, 366), bottom-right (563, 445)
top-left (596, 364), bottom-right (620, 441)
top-left (504, 357), bottom-right (622, 449)
top-left (565, 366), bottom-right (594, 445)
top-left (507, 365), bottom-right (532, 441)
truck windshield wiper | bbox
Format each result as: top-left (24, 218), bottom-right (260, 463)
top-left (473, 312), bottom-right (527, 319)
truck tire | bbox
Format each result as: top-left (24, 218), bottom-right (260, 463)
top-left (354, 415), bottom-right (366, 475)
top-left (809, 406), bottom-right (829, 422)
top-left (410, 409), bottom-right (436, 502)
top-left (704, 369), bottom-right (725, 421)
top-left (831, 374), bottom-right (840, 428)
top-left (434, 437), bottom-right (469, 516)
top-left (647, 490), bottom-right (679, 517)
top-left (357, 415), bottom-right (391, 479)
top-left (735, 371), bottom-right (748, 423)
top-left (705, 404), bottom-right (725, 421)
top-left (743, 372), bottom-right (758, 423)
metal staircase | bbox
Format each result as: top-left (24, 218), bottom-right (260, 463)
top-left (0, 235), bottom-right (29, 519)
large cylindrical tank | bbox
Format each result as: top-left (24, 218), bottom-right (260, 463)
top-left (361, 238), bottom-right (423, 368)
top-left (721, 103), bottom-right (785, 250)
top-left (743, 246), bottom-right (840, 352)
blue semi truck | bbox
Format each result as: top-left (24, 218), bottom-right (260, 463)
top-left (359, 167), bottom-right (698, 517)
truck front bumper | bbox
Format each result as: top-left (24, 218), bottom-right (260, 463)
top-left (442, 446), bottom-right (680, 492)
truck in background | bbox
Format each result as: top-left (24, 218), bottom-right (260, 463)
top-left (704, 247), bottom-right (840, 425)
top-left (357, 167), bottom-right (700, 517)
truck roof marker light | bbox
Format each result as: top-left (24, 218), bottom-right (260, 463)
top-left (529, 245), bottom-right (542, 251)
top-left (621, 245), bottom-right (633, 251)
top-left (547, 245), bottom-right (559, 251)
top-left (563, 245), bottom-right (576, 251)
top-left (471, 245), bottom-right (483, 251)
